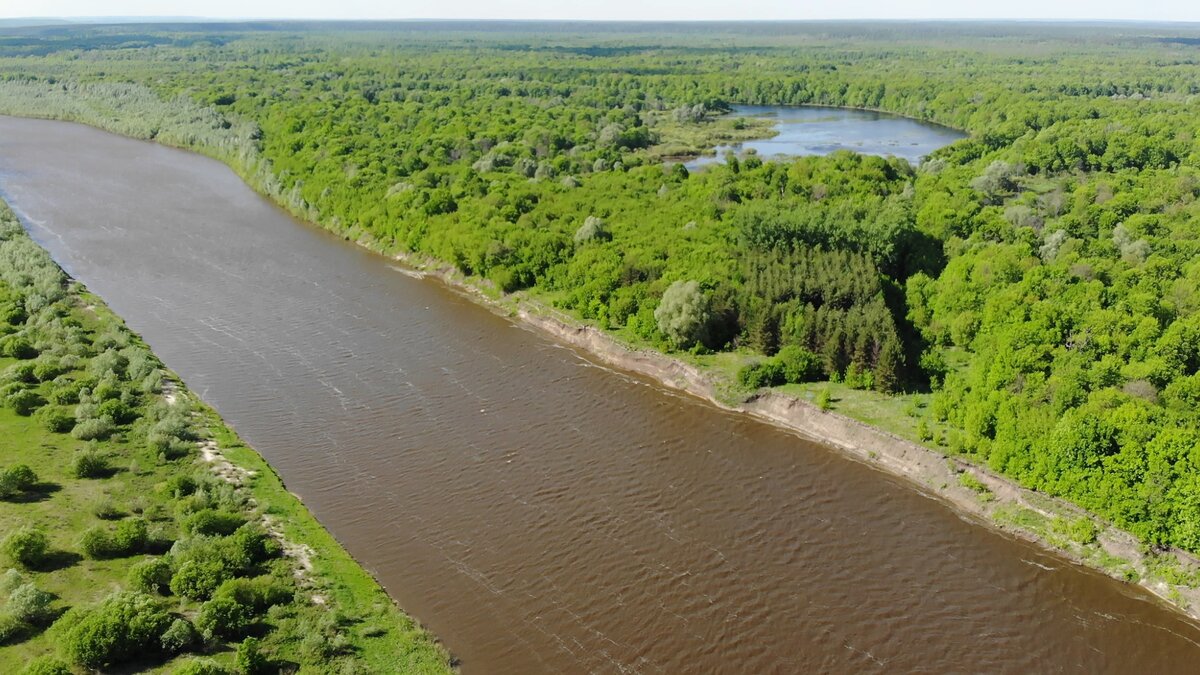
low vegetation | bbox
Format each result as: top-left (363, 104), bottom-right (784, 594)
top-left (0, 202), bottom-right (450, 672)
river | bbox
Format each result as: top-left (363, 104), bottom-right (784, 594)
top-left (2, 116), bottom-right (1199, 672)
top-left (684, 105), bottom-right (965, 169)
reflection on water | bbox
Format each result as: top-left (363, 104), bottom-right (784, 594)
top-left (684, 105), bottom-right (965, 169)
top-left (2, 116), bottom-right (1199, 674)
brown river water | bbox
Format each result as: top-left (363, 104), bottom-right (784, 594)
top-left (2, 116), bottom-right (1200, 672)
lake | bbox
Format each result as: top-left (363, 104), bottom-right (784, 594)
top-left (684, 105), bottom-right (966, 169)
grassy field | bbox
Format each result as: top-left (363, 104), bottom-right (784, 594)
top-left (0, 204), bottom-right (451, 673)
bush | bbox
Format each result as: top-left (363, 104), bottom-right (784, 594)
top-left (19, 655), bottom-right (72, 675)
top-left (97, 398), bottom-right (137, 425)
top-left (164, 473), bottom-right (199, 498)
top-left (159, 617), bottom-right (198, 654)
top-left (71, 416), bottom-right (114, 441)
top-left (59, 592), bottom-right (172, 669)
top-left (0, 612), bottom-right (28, 644)
top-left (72, 449), bottom-right (110, 478)
top-left (185, 510), bottom-right (247, 537)
top-left (195, 595), bottom-right (251, 640)
top-left (2, 527), bottom-right (49, 569)
top-left (35, 405), bottom-right (74, 433)
top-left (235, 637), bottom-right (268, 675)
top-left (0, 335), bottom-right (37, 359)
top-left (170, 560), bottom-right (230, 601)
top-left (8, 582), bottom-right (56, 624)
top-left (172, 658), bottom-right (231, 675)
top-left (737, 360), bottom-right (785, 389)
top-left (214, 576), bottom-right (294, 613)
top-left (5, 389), bottom-right (45, 416)
top-left (79, 520), bottom-right (146, 559)
top-left (0, 464), bottom-right (38, 499)
top-left (129, 557), bottom-right (173, 594)
top-left (776, 345), bottom-right (821, 383)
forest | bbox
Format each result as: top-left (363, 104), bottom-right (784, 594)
top-left (1, 21), bottom-right (1200, 563)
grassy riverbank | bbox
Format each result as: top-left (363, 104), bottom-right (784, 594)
top-left (0, 203), bottom-right (451, 672)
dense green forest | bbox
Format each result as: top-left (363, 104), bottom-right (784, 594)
top-left (0, 200), bottom-right (449, 670)
top-left (2, 21), bottom-right (1200, 558)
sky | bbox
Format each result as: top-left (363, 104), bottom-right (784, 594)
top-left (4, 0), bottom-right (1200, 23)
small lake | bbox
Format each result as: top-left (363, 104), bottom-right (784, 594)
top-left (684, 105), bottom-right (966, 169)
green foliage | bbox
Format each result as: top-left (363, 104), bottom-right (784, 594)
top-left (5, 389), bottom-right (44, 416)
top-left (655, 280), bottom-right (709, 349)
top-left (129, 556), bottom-right (174, 594)
top-left (34, 405), bottom-right (74, 433)
top-left (19, 655), bottom-right (72, 675)
top-left (2, 527), bottom-right (48, 569)
top-left (235, 637), bottom-right (268, 675)
top-left (184, 509), bottom-right (247, 537)
top-left (58, 591), bottom-right (172, 669)
top-left (0, 464), bottom-right (38, 500)
top-left (159, 617), bottom-right (199, 654)
top-left (172, 658), bottom-right (231, 675)
top-left (170, 559), bottom-right (231, 601)
top-left (195, 595), bottom-right (251, 640)
top-left (71, 449), bottom-right (110, 478)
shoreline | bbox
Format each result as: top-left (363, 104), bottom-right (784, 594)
top-left (388, 247), bottom-right (1200, 624)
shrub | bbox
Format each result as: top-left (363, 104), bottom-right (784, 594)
top-left (185, 510), bottom-right (247, 537)
top-left (72, 449), bottom-right (110, 478)
top-left (92, 500), bottom-right (124, 520)
top-left (48, 381), bottom-right (83, 405)
top-left (0, 612), bottom-right (28, 644)
top-left (172, 658), bottom-right (231, 675)
top-left (235, 637), bottom-right (268, 675)
top-left (214, 576), bottom-right (294, 613)
top-left (5, 389), bottom-right (44, 416)
top-left (71, 416), bottom-right (115, 441)
top-left (164, 473), bottom-right (199, 498)
top-left (35, 405), bottom-right (74, 433)
top-left (195, 595), bottom-right (251, 640)
top-left (129, 557), bottom-right (173, 594)
top-left (0, 335), bottom-right (37, 359)
top-left (58, 591), bottom-right (172, 669)
top-left (0, 464), bottom-right (38, 500)
top-left (2, 527), bottom-right (49, 569)
top-left (737, 360), bottom-right (785, 389)
top-left (8, 582), bottom-right (56, 624)
top-left (777, 345), bottom-right (821, 383)
top-left (159, 617), bottom-right (198, 654)
top-left (19, 655), bottom-right (73, 675)
top-left (170, 560), bottom-right (230, 601)
top-left (80, 520), bottom-right (146, 559)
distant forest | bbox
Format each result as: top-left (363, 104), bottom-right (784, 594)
top-left (3, 21), bottom-right (1200, 554)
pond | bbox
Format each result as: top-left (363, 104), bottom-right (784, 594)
top-left (684, 105), bottom-right (966, 169)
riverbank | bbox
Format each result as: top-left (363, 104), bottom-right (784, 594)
top-left (1, 83), bottom-right (1198, 626)
top-left (0, 202), bottom-right (452, 672)
top-left (386, 246), bottom-right (1200, 623)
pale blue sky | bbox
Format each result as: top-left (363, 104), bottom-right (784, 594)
top-left (5, 0), bottom-right (1199, 22)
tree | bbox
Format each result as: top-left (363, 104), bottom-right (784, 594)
top-left (654, 280), bottom-right (709, 348)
